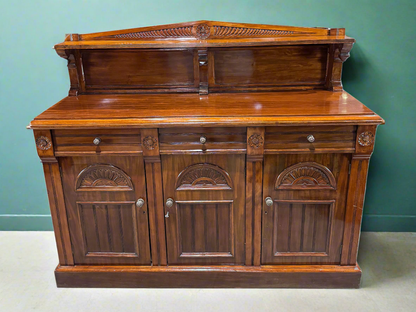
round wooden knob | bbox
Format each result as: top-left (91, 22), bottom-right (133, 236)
top-left (200, 136), bottom-right (207, 144)
top-left (166, 198), bottom-right (174, 208)
top-left (307, 135), bottom-right (315, 143)
top-left (136, 198), bottom-right (145, 208)
top-left (265, 197), bottom-right (273, 207)
top-left (93, 137), bottom-right (102, 145)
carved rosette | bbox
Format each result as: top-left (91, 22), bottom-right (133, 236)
top-left (248, 134), bottom-right (264, 148)
top-left (358, 131), bottom-right (374, 147)
top-left (142, 136), bottom-right (158, 150)
top-left (195, 24), bottom-right (211, 39)
top-left (275, 162), bottom-right (337, 190)
top-left (176, 163), bottom-right (233, 190)
top-left (75, 164), bottom-right (133, 191)
top-left (36, 136), bottom-right (52, 151)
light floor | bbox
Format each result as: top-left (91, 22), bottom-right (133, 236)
top-left (0, 232), bottom-right (415, 312)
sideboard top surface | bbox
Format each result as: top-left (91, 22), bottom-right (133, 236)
top-left (30, 91), bottom-right (384, 129)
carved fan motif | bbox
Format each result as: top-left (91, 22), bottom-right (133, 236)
top-left (75, 164), bottom-right (133, 191)
top-left (176, 163), bottom-right (233, 190)
top-left (275, 162), bottom-right (336, 190)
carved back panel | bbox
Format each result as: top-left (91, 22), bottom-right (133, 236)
top-left (55, 21), bottom-right (353, 95)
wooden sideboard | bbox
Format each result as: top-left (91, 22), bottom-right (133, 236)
top-left (29, 21), bottom-right (384, 288)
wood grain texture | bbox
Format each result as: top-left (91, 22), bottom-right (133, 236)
top-left (42, 161), bottom-right (74, 265)
top-left (29, 91), bottom-right (384, 129)
top-left (162, 154), bottom-right (245, 265)
top-left (34, 130), bottom-right (74, 265)
top-left (212, 46), bottom-right (327, 89)
top-left (82, 49), bottom-right (195, 92)
top-left (60, 156), bottom-right (151, 265)
top-left (262, 153), bottom-right (350, 265)
top-left (141, 129), bottom-right (167, 266)
top-left (245, 127), bottom-right (264, 265)
top-left (55, 264), bottom-right (362, 288)
top-left (341, 125), bottom-right (378, 265)
top-left (52, 129), bottom-right (142, 156)
top-left (265, 125), bottom-right (357, 154)
top-left (159, 127), bottom-right (246, 154)
top-left (30, 21), bottom-right (383, 288)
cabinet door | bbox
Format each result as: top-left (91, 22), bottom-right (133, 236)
top-left (61, 156), bottom-right (151, 265)
top-left (162, 155), bottom-right (245, 265)
top-left (262, 154), bottom-right (350, 265)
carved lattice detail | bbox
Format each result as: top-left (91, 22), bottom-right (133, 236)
top-left (275, 162), bottom-right (336, 190)
top-left (94, 22), bottom-right (314, 41)
top-left (213, 26), bottom-right (294, 37)
top-left (75, 164), bottom-right (133, 191)
top-left (176, 163), bottom-right (233, 190)
top-left (112, 27), bottom-right (193, 39)
top-left (358, 131), bottom-right (374, 147)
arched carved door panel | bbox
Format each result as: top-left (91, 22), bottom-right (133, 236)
top-left (262, 154), bottom-right (351, 265)
top-left (162, 155), bottom-right (245, 265)
top-left (60, 156), bottom-right (151, 265)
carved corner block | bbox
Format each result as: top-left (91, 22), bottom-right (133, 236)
top-left (247, 127), bottom-right (265, 162)
top-left (34, 130), bottom-right (55, 161)
top-left (355, 125), bottom-right (378, 155)
top-left (141, 129), bottom-right (160, 160)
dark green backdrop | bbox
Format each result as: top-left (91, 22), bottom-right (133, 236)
top-left (0, 0), bottom-right (415, 231)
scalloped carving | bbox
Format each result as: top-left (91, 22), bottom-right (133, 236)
top-left (176, 163), bottom-right (233, 190)
top-left (75, 164), bottom-right (133, 191)
top-left (93, 22), bottom-right (317, 41)
top-left (275, 162), bottom-right (336, 190)
top-left (213, 26), bottom-right (294, 37)
top-left (112, 26), bottom-right (193, 39)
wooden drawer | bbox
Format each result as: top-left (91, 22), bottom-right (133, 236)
top-left (159, 127), bottom-right (247, 154)
top-left (53, 129), bottom-right (142, 155)
top-left (265, 126), bottom-right (357, 153)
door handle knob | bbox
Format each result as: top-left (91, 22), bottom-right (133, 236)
top-left (136, 198), bottom-right (145, 208)
top-left (265, 197), bottom-right (274, 207)
top-left (93, 137), bottom-right (102, 145)
top-left (166, 198), bottom-right (174, 208)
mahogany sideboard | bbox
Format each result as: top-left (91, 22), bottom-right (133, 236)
top-left (29, 21), bottom-right (384, 288)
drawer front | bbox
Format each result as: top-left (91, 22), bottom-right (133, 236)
top-left (159, 127), bottom-right (247, 154)
top-left (53, 129), bottom-right (142, 155)
top-left (265, 126), bottom-right (357, 153)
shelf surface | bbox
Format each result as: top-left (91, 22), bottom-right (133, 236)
top-left (30, 91), bottom-right (384, 129)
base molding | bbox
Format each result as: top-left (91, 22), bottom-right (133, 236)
top-left (55, 264), bottom-right (362, 288)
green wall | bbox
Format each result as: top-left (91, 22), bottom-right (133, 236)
top-left (0, 0), bottom-right (415, 231)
